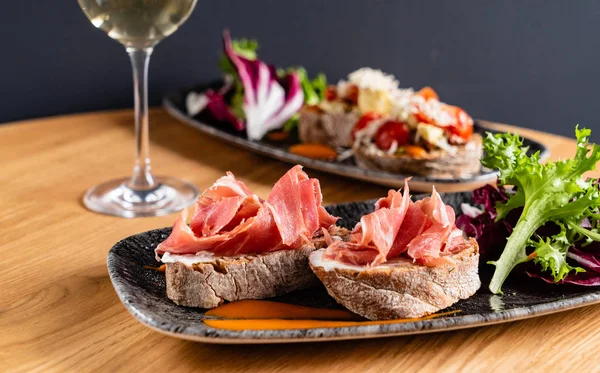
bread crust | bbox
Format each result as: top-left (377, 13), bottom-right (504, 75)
top-left (165, 246), bottom-right (319, 308)
top-left (298, 108), bottom-right (358, 148)
top-left (164, 227), bottom-right (348, 309)
top-left (354, 134), bottom-right (483, 179)
top-left (309, 240), bottom-right (481, 320)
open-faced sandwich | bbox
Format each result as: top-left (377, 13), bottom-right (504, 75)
top-left (309, 180), bottom-right (481, 320)
top-left (299, 68), bottom-right (482, 178)
top-left (155, 165), bottom-right (343, 308)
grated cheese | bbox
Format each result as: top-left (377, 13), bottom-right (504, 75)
top-left (347, 67), bottom-right (399, 92)
top-left (410, 95), bottom-right (455, 127)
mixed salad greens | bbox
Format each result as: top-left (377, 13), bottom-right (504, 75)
top-left (188, 31), bottom-right (326, 140)
top-left (458, 127), bottom-right (600, 293)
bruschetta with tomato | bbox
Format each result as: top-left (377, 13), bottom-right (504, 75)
top-left (299, 68), bottom-right (482, 178)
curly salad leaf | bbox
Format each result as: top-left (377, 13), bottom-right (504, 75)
top-left (530, 227), bottom-right (586, 282)
top-left (480, 127), bottom-right (600, 294)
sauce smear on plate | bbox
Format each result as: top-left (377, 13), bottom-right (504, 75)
top-left (203, 300), bottom-right (460, 330)
top-left (289, 144), bottom-right (338, 160)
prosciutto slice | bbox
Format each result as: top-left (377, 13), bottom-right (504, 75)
top-left (322, 181), bottom-right (411, 266)
top-left (156, 165), bottom-right (337, 256)
top-left (266, 169), bottom-right (319, 247)
top-left (324, 183), bottom-right (469, 267)
top-left (406, 188), bottom-right (458, 265)
top-left (387, 203), bottom-right (430, 258)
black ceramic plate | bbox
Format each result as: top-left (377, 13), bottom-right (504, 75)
top-left (108, 192), bottom-right (600, 344)
top-left (163, 83), bottom-right (549, 193)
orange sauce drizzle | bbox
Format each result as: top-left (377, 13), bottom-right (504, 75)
top-left (289, 143), bottom-right (338, 160)
top-left (203, 300), bottom-right (460, 331)
top-left (144, 264), bottom-right (166, 272)
top-left (205, 300), bottom-right (362, 320)
top-left (266, 131), bottom-right (290, 141)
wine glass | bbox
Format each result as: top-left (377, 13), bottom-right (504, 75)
top-left (78, 0), bottom-right (199, 218)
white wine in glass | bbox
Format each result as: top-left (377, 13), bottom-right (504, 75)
top-left (78, 0), bottom-right (199, 218)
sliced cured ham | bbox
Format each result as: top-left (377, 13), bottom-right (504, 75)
top-left (322, 181), bottom-right (411, 266)
top-left (406, 224), bottom-right (454, 266)
top-left (157, 165), bottom-right (337, 256)
top-left (266, 168), bottom-right (317, 247)
top-left (387, 203), bottom-right (429, 258)
top-left (324, 182), bottom-right (470, 267)
top-left (355, 183), bottom-right (411, 265)
top-left (405, 188), bottom-right (458, 265)
top-left (201, 172), bottom-right (254, 198)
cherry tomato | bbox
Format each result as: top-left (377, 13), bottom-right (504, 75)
top-left (414, 102), bottom-right (474, 142)
top-left (374, 121), bottom-right (411, 150)
top-left (414, 103), bottom-right (452, 127)
top-left (416, 86), bottom-right (439, 101)
top-left (325, 86), bottom-right (337, 101)
top-left (414, 110), bottom-right (435, 126)
top-left (446, 106), bottom-right (473, 141)
top-left (352, 112), bottom-right (382, 140)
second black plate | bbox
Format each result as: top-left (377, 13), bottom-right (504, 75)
top-left (163, 83), bottom-right (549, 192)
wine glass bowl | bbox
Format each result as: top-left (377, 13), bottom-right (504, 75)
top-left (78, 0), bottom-right (199, 218)
top-left (78, 0), bottom-right (197, 48)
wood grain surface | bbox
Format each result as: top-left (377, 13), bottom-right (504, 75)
top-left (1, 108), bottom-right (598, 373)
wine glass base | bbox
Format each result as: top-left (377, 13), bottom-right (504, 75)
top-left (83, 176), bottom-right (199, 218)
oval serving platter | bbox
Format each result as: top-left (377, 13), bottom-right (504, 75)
top-left (107, 192), bottom-right (600, 344)
top-left (163, 84), bottom-right (549, 193)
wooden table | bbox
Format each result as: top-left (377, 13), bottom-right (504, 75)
top-left (1, 108), bottom-right (598, 372)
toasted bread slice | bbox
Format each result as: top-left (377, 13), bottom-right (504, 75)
top-left (165, 246), bottom-right (318, 308)
top-left (309, 239), bottom-right (480, 320)
top-left (298, 107), bottom-right (359, 148)
top-left (354, 134), bottom-right (483, 179)
top-left (164, 227), bottom-right (349, 309)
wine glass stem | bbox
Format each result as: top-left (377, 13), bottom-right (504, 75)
top-left (126, 47), bottom-right (156, 191)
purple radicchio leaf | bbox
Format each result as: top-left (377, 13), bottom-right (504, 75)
top-left (472, 184), bottom-right (508, 220)
top-left (201, 89), bottom-right (245, 131)
top-left (456, 184), bottom-right (517, 260)
top-left (222, 30), bottom-right (304, 140)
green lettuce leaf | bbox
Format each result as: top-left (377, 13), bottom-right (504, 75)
top-left (307, 72), bottom-right (327, 105)
top-left (279, 67), bottom-right (327, 106)
top-left (277, 67), bottom-right (327, 131)
top-left (483, 127), bottom-right (600, 293)
top-left (282, 114), bottom-right (299, 133)
top-left (218, 38), bottom-right (259, 76)
top-left (229, 85), bottom-right (245, 120)
top-left (532, 228), bottom-right (585, 282)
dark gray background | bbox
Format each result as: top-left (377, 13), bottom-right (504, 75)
top-left (3, 1), bottom-right (599, 140)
